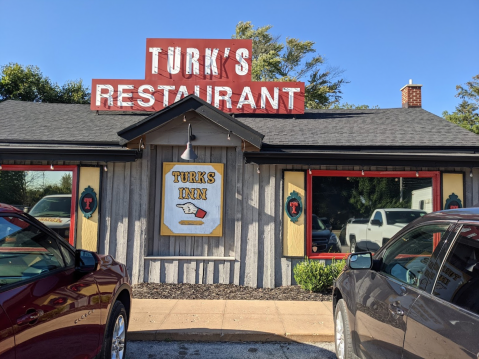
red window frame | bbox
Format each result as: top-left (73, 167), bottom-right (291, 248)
top-left (1, 165), bottom-right (78, 246)
top-left (306, 170), bottom-right (441, 259)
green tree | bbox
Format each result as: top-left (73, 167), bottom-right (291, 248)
top-left (443, 74), bottom-right (479, 134)
top-left (0, 63), bottom-right (90, 103)
top-left (331, 103), bottom-right (380, 110)
top-left (233, 21), bottom-right (347, 109)
top-left (59, 173), bottom-right (72, 193)
top-left (25, 173), bottom-right (72, 208)
top-left (0, 171), bottom-right (26, 205)
top-left (349, 178), bottom-right (410, 217)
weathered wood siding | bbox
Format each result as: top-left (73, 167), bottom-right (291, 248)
top-left (96, 151), bottom-right (479, 287)
top-left (99, 146), bottom-right (150, 285)
top-left (145, 145), bottom-right (236, 284)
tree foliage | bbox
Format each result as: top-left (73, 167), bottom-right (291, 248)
top-left (0, 171), bottom-right (26, 205)
top-left (443, 74), bottom-right (479, 134)
top-left (0, 171), bottom-right (72, 208)
top-left (0, 63), bottom-right (90, 103)
top-left (331, 102), bottom-right (380, 110)
top-left (233, 21), bottom-right (347, 109)
top-left (349, 178), bottom-right (410, 217)
top-left (25, 173), bottom-right (72, 207)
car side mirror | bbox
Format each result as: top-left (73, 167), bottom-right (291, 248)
top-left (370, 219), bottom-right (382, 226)
top-left (75, 250), bottom-right (99, 273)
top-left (348, 252), bottom-right (373, 270)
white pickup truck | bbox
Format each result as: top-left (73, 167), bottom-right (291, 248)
top-left (346, 208), bottom-right (427, 252)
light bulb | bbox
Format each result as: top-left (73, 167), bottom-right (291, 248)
top-left (104, 165), bottom-right (108, 172)
top-left (362, 170), bottom-right (364, 176)
top-left (50, 164), bottom-right (54, 170)
top-left (257, 167), bottom-right (260, 174)
top-left (416, 171), bottom-right (419, 177)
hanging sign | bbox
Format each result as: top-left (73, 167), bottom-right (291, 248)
top-left (161, 162), bottom-right (224, 236)
top-left (79, 186), bottom-right (98, 219)
top-left (91, 38), bottom-right (304, 114)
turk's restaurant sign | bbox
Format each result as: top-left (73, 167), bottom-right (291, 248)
top-left (161, 163), bottom-right (224, 236)
top-left (91, 38), bottom-right (304, 114)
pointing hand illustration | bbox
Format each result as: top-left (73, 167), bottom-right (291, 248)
top-left (176, 202), bottom-right (207, 219)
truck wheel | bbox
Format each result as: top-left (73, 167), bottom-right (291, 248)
top-left (349, 237), bottom-right (357, 253)
top-left (100, 301), bottom-right (128, 359)
top-left (335, 299), bottom-right (354, 359)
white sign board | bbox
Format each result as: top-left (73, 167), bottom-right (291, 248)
top-left (161, 162), bottom-right (224, 236)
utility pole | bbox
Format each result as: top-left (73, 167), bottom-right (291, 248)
top-left (400, 177), bottom-right (403, 202)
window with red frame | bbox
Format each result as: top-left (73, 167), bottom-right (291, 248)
top-left (307, 171), bottom-right (440, 259)
top-left (0, 166), bottom-right (78, 246)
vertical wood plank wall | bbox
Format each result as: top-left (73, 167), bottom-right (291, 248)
top-left (98, 152), bottom-right (479, 287)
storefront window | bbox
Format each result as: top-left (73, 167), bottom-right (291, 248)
top-left (0, 166), bottom-right (78, 245)
top-left (307, 171), bottom-right (440, 258)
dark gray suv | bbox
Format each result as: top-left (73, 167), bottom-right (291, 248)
top-left (333, 208), bottom-right (479, 359)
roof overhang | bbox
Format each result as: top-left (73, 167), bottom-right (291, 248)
top-left (0, 144), bottom-right (140, 162)
top-left (245, 146), bottom-right (479, 167)
top-left (117, 95), bottom-right (264, 149)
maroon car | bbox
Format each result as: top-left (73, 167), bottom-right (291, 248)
top-left (0, 203), bottom-right (132, 359)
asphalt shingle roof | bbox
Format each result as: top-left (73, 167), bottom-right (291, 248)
top-left (0, 100), bottom-right (147, 144)
top-left (235, 108), bottom-right (479, 147)
top-left (1, 100), bottom-right (478, 148)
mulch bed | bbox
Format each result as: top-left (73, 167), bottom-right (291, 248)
top-left (133, 283), bottom-right (332, 301)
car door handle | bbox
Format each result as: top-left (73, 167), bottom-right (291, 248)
top-left (17, 310), bottom-right (44, 326)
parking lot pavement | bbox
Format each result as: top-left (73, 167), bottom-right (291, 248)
top-left (126, 341), bottom-right (336, 358)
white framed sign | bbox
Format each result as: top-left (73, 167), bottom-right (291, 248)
top-left (160, 162), bottom-right (224, 236)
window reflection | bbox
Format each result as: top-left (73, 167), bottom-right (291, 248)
top-left (433, 226), bottom-right (479, 315)
top-left (311, 176), bottom-right (433, 254)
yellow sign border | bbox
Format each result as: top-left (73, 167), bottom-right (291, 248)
top-left (160, 162), bottom-right (224, 237)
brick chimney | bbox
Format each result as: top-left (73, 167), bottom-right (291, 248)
top-left (401, 79), bottom-right (422, 108)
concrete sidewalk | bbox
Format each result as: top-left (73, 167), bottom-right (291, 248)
top-left (128, 299), bottom-right (334, 343)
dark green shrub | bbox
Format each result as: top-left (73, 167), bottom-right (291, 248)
top-left (293, 257), bottom-right (346, 292)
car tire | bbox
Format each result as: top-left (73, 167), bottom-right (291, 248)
top-left (335, 299), bottom-right (354, 359)
top-left (349, 236), bottom-right (357, 253)
top-left (100, 301), bottom-right (128, 359)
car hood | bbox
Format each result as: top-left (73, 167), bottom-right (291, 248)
top-left (35, 217), bottom-right (70, 228)
top-left (389, 223), bottom-right (409, 229)
top-left (312, 229), bottom-right (332, 242)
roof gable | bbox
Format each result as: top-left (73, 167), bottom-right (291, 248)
top-left (117, 95), bottom-right (264, 149)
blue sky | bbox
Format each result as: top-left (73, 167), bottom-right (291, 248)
top-left (0, 0), bottom-right (477, 116)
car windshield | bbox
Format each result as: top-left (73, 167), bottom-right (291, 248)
top-left (385, 210), bottom-right (426, 225)
top-left (29, 197), bottom-right (71, 218)
top-left (312, 215), bottom-right (326, 230)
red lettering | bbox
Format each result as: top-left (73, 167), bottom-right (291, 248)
top-left (450, 205), bottom-right (459, 209)
top-left (84, 198), bottom-right (93, 210)
top-left (290, 201), bottom-right (299, 214)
